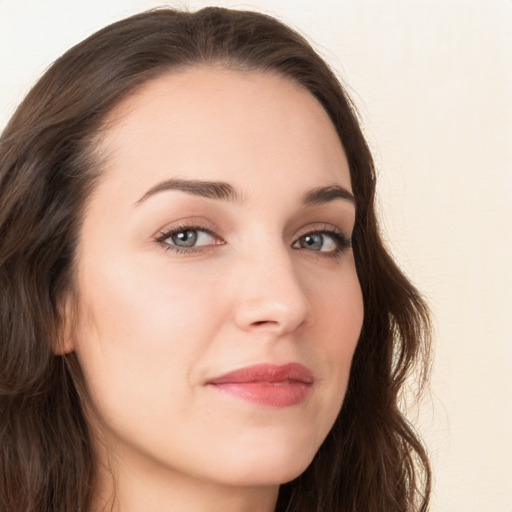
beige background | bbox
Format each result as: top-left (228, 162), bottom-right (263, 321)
top-left (1, 1), bottom-right (511, 510)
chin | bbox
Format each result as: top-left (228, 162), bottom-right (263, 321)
top-left (195, 405), bottom-right (339, 488)
top-left (212, 439), bottom-right (318, 487)
top-left (251, 460), bottom-right (311, 486)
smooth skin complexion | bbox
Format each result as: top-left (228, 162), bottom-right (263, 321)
top-left (63, 68), bottom-right (364, 511)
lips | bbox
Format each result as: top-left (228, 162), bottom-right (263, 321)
top-left (206, 363), bottom-right (314, 407)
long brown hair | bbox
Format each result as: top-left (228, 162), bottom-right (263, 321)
top-left (0, 7), bottom-right (431, 511)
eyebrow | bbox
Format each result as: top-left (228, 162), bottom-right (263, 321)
top-left (134, 178), bottom-right (241, 206)
top-left (134, 179), bottom-right (355, 207)
top-left (301, 185), bottom-right (356, 207)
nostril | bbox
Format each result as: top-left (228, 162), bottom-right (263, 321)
top-left (235, 295), bottom-right (309, 334)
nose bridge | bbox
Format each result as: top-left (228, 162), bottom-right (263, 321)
top-left (233, 235), bottom-right (310, 333)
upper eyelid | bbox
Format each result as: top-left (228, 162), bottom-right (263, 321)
top-left (155, 219), bottom-right (221, 239)
top-left (293, 223), bottom-right (350, 240)
top-left (156, 222), bottom-right (348, 238)
top-left (157, 216), bottom-right (350, 231)
top-left (156, 226), bottom-right (221, 246)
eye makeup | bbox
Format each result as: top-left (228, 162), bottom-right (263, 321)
top-left (155, 223), bottom-right (225, 254)
top-left (155, 220), bottom-right (351, 259)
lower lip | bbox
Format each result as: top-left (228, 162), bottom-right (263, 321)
top-left (208, 381), bottom-right (312, 407)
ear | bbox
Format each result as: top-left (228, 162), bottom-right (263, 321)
top-left (53, 293), bottom-right (76, 355)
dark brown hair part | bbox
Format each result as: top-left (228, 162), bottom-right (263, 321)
top-left (0, 7), bottom-right (431, 511)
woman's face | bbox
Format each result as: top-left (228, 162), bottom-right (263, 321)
top-left (69, 68), bottom-right (363, 490)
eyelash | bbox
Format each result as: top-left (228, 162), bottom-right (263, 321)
top-left (293, 226), bottom-right (352, 258)
top-left (155, 224), bottom-right (221, 255)
top-left (155, 224), bottom-right (352, 258)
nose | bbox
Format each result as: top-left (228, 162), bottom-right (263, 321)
top-left (233, 246), bottom-right (311, 335)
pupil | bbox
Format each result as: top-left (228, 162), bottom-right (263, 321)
top-left (172, 230), bottom-right (197, 247)
top-left (303, 233), bottom-right (323, 251)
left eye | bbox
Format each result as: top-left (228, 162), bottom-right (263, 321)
top-left (160, 228), bottom-right (218, 248)
top-left (292, 232), bottom-right (341, 252)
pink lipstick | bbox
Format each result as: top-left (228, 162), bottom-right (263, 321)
top-left (207, 363), bottom-right (314, 407)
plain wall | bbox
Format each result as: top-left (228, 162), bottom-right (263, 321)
top-left (1, 1), bottom-right (511, 510)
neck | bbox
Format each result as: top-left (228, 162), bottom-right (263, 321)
top-left (90, 448), bottom-right (279, 512)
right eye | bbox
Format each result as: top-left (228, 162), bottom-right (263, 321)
top-left (156, 226), bottom-right (224, 253)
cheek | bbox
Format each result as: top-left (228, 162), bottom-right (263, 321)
top-left (70, 246), bottom-right (363, 485)
top-left (71, 254), bottom-right (225, 416)
top-left (311, 262), bottom-right (363, 355)
top-left (77, 249), bottom-right (223, 341)
top-left (306, 264), bottom-right (363, 412)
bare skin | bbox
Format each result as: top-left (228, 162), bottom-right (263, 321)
top-left (64, 67), bottom-right (363, 512)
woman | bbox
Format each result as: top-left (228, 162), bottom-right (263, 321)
top-left (0, 7), bottom-right (431, 512)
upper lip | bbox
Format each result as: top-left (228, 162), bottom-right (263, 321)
top-left (207, 363), bottom-right (314, 385)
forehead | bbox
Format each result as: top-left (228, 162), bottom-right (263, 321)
top-left (95, 66), bottom-right (351, 203)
